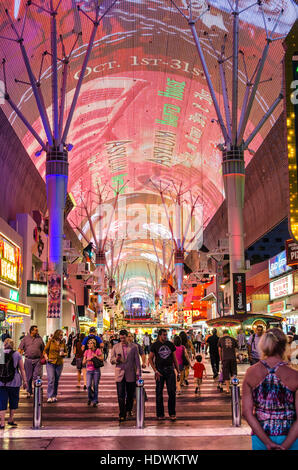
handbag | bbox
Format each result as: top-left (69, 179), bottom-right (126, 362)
top-left (40, 356), bottom-right (46, 365)
top-left (71, 357), bottom-right (77, 366)
top-left (91, 356), bottom-right (104, 368)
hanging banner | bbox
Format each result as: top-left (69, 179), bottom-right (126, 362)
top-left (47, 272), bottom-right (62, 318)
top-left (233, 273), bottom-right (247, 315)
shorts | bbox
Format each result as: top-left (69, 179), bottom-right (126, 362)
top-left (251, 435), bottom-right (298, 450)
top-left (75, 358), bottom-right (85, 370)
top-left (0, 386), bottom-right (20, 411)
top-left (222, 359), bottom-right (237, 381)
top-left (195, 378), bottom-right (202, 386)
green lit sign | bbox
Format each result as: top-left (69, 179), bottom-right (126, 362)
top-left (9, 290), bottom-right (19, 302)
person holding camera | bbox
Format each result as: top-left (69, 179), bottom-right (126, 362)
top-left (110, 330), bottom-right (141, 422)
top-left (83, 338), bottom-right (104, 407)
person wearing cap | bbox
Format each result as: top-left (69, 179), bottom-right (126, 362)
top-left (81, 327), bottom-right (103, 352)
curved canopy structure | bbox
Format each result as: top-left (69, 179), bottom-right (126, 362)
top-left (0, 0), bottom-right (296, 308)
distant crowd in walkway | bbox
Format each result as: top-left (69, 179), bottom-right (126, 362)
top-left (0, 324), bottom-right (298, 450)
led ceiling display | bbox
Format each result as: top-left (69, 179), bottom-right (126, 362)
top-left (0, 0), bottom-right (296, 304)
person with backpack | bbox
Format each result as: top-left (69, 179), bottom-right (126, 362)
top-left (0, 338), bottom-right (27, 429)
top-left (247, 325), bottom-right (264, 365)
top-left (81, 327), bottom-right (103, 352)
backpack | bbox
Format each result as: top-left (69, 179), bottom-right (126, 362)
top-left (0, 350), bottom-right (16, 384)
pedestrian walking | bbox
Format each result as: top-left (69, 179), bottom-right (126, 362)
top-left (1, 330), bottom-right (11, 342)
top-left (191, 355), bottom-right (207, 395)
top-left (81, 327), bottom-right (103, 352)
top-left (73, 333), bottom-right (87, 389)
top-left (173, 335), bottom-right (189, 395)
top-left (67, 332), bottom-right (74, 358)
top-left (127, 333), bottom-right (147, 369)
top-left (149, 329), bottom-right (180, 421)
top-left (218, 330), bottom-right (238, 394)
top-left (110, 330), bottom-right (141, 422)
top-left (179, 331), bottom-right (195, 385)
top-left (205, 328), bottom-right (220, 379)
top-left (0, 338), bottom-right (27, 429)
top-left (18, 325), bottom-right (45, 398)
top-left (83, 338), bottom-right (104, 407)
top-left (247, 325), bottom-right (264, 365)
top-left (143, 332), bottom-right (151, 356)
top-left (242, 328), bottom-right (298, 450)
top-left (195, 332), bottom-right (203, 353)
top-left (43, 330), bottom-right (67, 403)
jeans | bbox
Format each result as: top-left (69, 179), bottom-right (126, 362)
top-left (24, 358), bottom-right (43, 395)
top-left (156, 367), bottom-right (176, 418)
top-left (210, 354), bottom-right (220, 377)
top-left (87, 369), bottom-right (101, 403)
top-left (116, 378), bottom-right (136, 418)
top-left (46, 363), bottom-right (63, 398)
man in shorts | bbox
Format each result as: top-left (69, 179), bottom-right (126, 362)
top-left (218, 330), bottom-right (238, 394)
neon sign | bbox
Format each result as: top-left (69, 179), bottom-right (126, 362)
top-left (0, 234), bottom-right (21, 289)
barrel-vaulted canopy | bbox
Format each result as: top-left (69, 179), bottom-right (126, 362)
top-left (0, 0), bottom-right (296, 308)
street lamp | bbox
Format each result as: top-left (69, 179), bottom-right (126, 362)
top-left (220, 284), bottom-right (225, 317)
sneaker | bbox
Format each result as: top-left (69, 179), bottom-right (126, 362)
top-left (47, 398), bottom-right (53, 403)
top-left (195, 387), bottom-right (198, 394)
top-left (52, 397), bottom-right (58, 402)
top-left (127, 411), bottom-right (133, 417)
top-left (119, 416), bottom-right (125, 422)
top-left (8, 421), bottom-right (17, 427)
top-left (184, 380), bottom-right (189, 386)
top-left (87, 401), bottom-right (91, 406)
top-left (169, 415), bottom-right (176, 421)
top-left (157, 416), bottom-right (165, 420)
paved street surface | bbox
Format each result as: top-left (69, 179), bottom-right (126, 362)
top-left (0, 355), bottom-right (251, 450)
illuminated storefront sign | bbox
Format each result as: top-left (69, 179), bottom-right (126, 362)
top-left (267, 300), bottom-right (287, 315)
top-left (9, 290), bottom-right (19, 302)
top-left (27, 281), bottom-right (48, 297)
top-left (270, 274), bottom-right (294, 301)
top-left (285, 22), bottom-right (298, 241)
top-left (269, 250), bottom-right (292, 278)
top-left (6, 316), bottom-right (24, 324)
top-left (286, 239), bottom-right (298, 266)
top-left (0, 233), bottom-right (22, 289)
top-left (0, 296), bottom-right (30, 316)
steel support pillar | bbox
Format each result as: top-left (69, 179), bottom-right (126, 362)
top-left (96, 251), bottom-right (106, 290)
top-left (46, 147), bottom-right (68, 334)
top-left (222, 147), bottom-right (245, 314)
top-left (175, 250), bottom-right (184, 324)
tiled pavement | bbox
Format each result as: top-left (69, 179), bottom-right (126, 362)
top-left (0, 354), bottom-right (252, 450)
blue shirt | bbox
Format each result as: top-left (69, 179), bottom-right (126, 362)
top-left (82, 335), bottom-right (103, 347)
top-left (0, 350), bottom-right (22, 387)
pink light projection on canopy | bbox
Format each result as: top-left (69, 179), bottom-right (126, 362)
top-left (0, 0), bottom-right (296, 302)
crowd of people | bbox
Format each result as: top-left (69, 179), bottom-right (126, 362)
top-left (0, 324), bottom-right (298, 450)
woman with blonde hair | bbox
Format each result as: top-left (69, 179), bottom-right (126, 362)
top-left (242, 328), bottom-right (298, 450)
top-left (0, 338), bottom-right (27, 428)
top-left (43, 329), bottom-right (67, 403)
